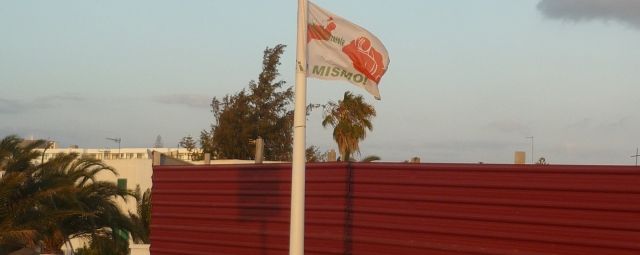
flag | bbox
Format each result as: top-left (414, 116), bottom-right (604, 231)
top-left (307, 1), bottom-right (390, 100)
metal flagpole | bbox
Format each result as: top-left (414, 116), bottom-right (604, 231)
top-left (290, 0), bottom-right (308, 254)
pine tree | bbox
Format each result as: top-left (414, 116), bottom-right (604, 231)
top-left (153, 135), bottom-right (163, 148)
top-left (201, 45), bottom-right (294, 161)
top-left (179, 135), bottom-right (197, 160)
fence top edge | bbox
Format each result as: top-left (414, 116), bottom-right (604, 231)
top-left (152, 162), bottom-right (640, 175)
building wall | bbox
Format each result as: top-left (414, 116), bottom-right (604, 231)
top-left (151, 163), bottom-right (640, 255)
top-left (103, 159), bottom-right (154, 194)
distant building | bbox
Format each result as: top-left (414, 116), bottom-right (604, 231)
top-left (37, 146), bottom-right (200, 162)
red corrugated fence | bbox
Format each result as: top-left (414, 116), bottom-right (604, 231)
top-left (151, 163), bottom-right (640, 254)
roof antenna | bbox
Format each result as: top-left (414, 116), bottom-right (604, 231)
top-left (106, 137), bottom-right (122, 156)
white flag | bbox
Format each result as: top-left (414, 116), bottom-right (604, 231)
top-left (307, 1), bottom-right (390, 100)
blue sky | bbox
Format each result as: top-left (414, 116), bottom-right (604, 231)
top-left (1, 0), bottom-right (639, 164)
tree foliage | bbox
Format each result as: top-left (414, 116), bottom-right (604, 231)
top-left (305, 146), bottom-right (326, 163)
top-left (74, 229), bottom-right (129, 255)
top-left (536, 157), bottom-right (549, 165)
top-left (153, 135), bottom-right (163, 148)
top-left (360, 155), bottom-right (381, 162)
top-left (0, 135), bottom-right (143, 254)
top-left (179, 135), bottom-right (198, 160)
top-left (201, 44), bottom-right (294, 161)
top-left (322, 92), bottom-right (377, 161)
top-left (132, 185), bottom-right (151, 244)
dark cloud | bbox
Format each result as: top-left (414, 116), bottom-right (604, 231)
top-left (153, 94), bottom-right (211, 109)
top-left (0, 126), bottom-right (93, 148)
top-left (537, 0), bottom-right (640, 29)
top-left (0, 95), bottom-right (83, 114)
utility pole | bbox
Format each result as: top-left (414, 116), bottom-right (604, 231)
top-left (526, 136), bottom-right (534, 164)
top-left (632, 148), bottom-right (639, 166)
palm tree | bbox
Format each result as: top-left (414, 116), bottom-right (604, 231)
top-left (0, 135), bottom-right (143, 254)
top-left (322, 92), bottom-right (377, 161)
top-left (43, 154), bottom-right (143, 254)
top-left (360, 155), bottom-right (381, 162)
top-left (132, 185), bottom-right (151, 244)
top-left (0, 135), bottom-right (48, 252)
top-left (0, 171), bottom-right (39, 254)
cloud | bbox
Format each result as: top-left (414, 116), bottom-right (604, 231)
top-left (153, 94), bottom-right (211, 109)
top-left (486, 119), bottom-right (530, 135)
top-left (0, 95), bottom-right (83, 114)
top-left (43, 95), bottom-right (84, 102)
top-left (427, 139), bottom-right (513, 152)
top-left (565, 118), bottom-right (593, 130)
top-left (0, 98), bottom-right (26, 114)
top-left (604, 116), bottom-right (632, 129)
top-left (0, 125), bottom-right (100, 148)
top-left (564, 116), bottom-right (635, 132)
top-left (537, 0), bottom-right (640, 29)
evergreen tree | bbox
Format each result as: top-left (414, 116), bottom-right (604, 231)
top-left (179, 135), bottom-right (197, 160)
top-left (153, 135), bottom-right (163, 148)
top-left (305, 146), bottom-right (326, 163)
top-left (201, 44), bottom-right (294, 161)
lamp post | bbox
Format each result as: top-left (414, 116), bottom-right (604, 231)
top-left (632, 148), bottom-right (639, 166)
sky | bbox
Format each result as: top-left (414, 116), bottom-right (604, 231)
top-left (1, 0), bottom-right (639, 165)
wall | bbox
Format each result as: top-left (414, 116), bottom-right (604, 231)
top-left (151, 163), bottom-right (640, 255)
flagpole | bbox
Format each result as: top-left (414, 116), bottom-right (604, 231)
top-left (290, 0), bottom-right (308, 254)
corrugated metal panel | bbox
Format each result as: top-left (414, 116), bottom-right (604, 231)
top-left (151, 163), bottom-right (640, 255)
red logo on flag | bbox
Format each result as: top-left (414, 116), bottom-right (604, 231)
top-left (307, 18), bottom-right (335, 43)
top-left (342, 37), bottom-right (385, 83)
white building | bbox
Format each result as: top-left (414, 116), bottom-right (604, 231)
top-left (39, 146), bottom-right (200, 162)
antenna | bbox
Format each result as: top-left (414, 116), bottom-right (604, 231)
top-left (526, 136), bottom-right (534, 164)
top-left (106, 137), bottom-right (122, 156)
top-left (632, 148), bottom-right (639, 166)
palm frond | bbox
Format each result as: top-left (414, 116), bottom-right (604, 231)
top-left (360, 155), bottom-right (381, 162)
top-left (1, 135), bottom-right (148, 252)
